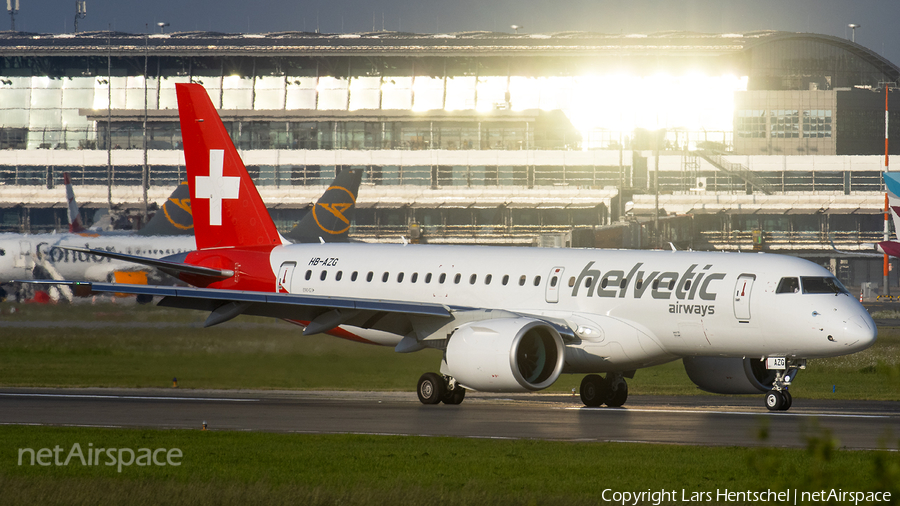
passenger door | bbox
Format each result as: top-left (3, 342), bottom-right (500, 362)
top-left (733, 274), bottom-right (755, 321)
top-left (15, 241), bottom-right (33, 269)
top-left (277, 262), bottom-right (296, 293)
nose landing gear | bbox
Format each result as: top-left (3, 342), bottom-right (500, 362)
top-left (765, 389), bottom-right (792, 411)
top-left (764, 358), bottom-right (804, 411)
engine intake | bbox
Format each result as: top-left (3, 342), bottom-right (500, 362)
top-left (444, 318), bottom-right (565, 392)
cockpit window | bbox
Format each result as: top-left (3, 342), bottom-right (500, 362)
top-left (800, 277), bottom-right (849, 295)
top-left (776, 277), bottom-right (800, 294)
top-left (0, 248), bottom-right (5, 256)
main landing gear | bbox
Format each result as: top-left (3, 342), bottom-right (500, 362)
top-left (764, 359), bottom-right (804, 412)
top-left (579, 373), bottom-right (628, 408)
top-left (417, 372), bottom-right (466, 405)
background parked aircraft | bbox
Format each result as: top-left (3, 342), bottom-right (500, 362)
top-left (0, 182), bottom-right (195, 301)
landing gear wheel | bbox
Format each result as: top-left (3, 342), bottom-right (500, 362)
top-left (765, 390), bottom-right (784, 411)
top-left (779, 390), bottom-right (792, 411)
top-left (579, 374), bottom-right (608, 407)
top-left (765, 357), bottom-right (804, 411)
top-left (607, 381), bottom-right (628, 408)
top-left (417, 373), bottom-right (445, 405)
top-left (442, 386), bottom-right (466, 405)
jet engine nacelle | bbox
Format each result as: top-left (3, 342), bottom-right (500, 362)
top-left (444, 318), bottom-right (565, 392)
top-left (683, 356), bottom-right (785, 394)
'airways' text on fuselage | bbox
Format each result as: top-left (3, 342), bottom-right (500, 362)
top-left (571, 262), bottom-right (726, 301)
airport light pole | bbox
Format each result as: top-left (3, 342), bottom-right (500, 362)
top-left (618, 133), bottom-right (624, 221)
top-left (106, 32), bottom-right (112, 210)
top-left (142, 32), bottom-right (149, 223)
top-left (654, 138), bottom-right (660, 249)
top-left (7, 0), bottom-right (18, 31)
top-left (885, 83), bottom-right (891, 295)
top-left (849, 23), bottom-right (860, 43)
top-left (74, 1), bottom-right (86, 33)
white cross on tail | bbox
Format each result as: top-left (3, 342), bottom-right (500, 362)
top-left (194, 149), bottom-right (240, 226)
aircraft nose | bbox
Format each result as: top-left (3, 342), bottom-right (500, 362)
top-left (841, 313), bottom-right (877, 352)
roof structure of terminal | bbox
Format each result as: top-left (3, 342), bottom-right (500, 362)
top-left (3, 29), bottom-right (898, 81)
top-left (0, 29), bottom-right (875, 56)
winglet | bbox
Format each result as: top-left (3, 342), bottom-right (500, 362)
top-left (176, 83), bottom-right (282, 250)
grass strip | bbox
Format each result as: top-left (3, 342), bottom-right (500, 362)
top-left (1, 425), bottom-right (899, 506)
top-left (0, 302), bottom-right (898, 400)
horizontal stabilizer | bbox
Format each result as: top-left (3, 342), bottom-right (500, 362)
top-left (60, 246), bottom-right (233, 281)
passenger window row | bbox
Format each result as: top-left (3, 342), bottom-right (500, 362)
top-left (300, 268), bottom-right (686, 293)
top-left (303, 269), bottom-right (543, 287)
top-left (565, 275), bottom-right (677, 291)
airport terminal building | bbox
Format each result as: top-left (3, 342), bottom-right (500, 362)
top-left (1, 29), bottom-right (899, 287)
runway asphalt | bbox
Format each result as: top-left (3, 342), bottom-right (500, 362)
top-left (1, 388), bottom-right (898, 449)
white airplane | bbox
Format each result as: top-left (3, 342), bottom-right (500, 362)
top-left (54, 83), bottom-right (877, 411)
top-left (0, 181), bottom-right (196, 303)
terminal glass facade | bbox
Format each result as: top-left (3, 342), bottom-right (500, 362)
top-left (1, 32), bottom-right (899, 270)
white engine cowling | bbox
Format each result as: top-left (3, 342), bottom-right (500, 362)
top-left (444, 318), bottom-right (565, 392)
top-left (683, 356), bottom-right (783, 394)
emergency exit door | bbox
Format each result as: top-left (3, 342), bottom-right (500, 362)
top-left (545, 266), bottom-right (564, 303)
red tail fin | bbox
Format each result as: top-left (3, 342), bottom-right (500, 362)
top-left (175, 83), bottom-right (282, 250)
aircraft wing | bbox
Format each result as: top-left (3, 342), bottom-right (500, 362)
top-left (36, 280), bottom-right (458, 331)
top-left (47, 245), bottom-right (473, 336)
top-left (829, 240), bottom-right (884, 258)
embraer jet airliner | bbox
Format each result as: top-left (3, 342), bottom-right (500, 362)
top-left (55, 84), bottom-right (877, 411)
